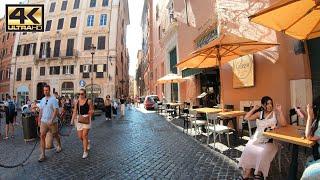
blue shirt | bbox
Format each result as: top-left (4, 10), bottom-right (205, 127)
top-left (40, 96), bottom-right (59, 123)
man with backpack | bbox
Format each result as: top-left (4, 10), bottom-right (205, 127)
top-left (4, 95), bottom-right (15, 139)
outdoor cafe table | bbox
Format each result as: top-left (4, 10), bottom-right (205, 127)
top-left (165, 103), bottom-right (183, 116)
top-left (263, 125), bottom-right (315, 180)
top-left (194, 108), bottom-right (223, 114)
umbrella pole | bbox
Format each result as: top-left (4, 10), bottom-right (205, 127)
top-left (217, 48), bottom-right (224, 111)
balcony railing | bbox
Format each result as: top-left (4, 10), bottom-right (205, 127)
top-left (37, 49), bottom-right (79, 60)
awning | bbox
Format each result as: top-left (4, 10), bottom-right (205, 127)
top-left (182, 68), bottom-right (203, 78)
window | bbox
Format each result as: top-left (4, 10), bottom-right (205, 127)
top-left (49, 2), bottom-right (56, 12)
top-left (102, 0), bottom-right (108, 6)
top-left (63, 65), bottom-right (74, 74)
top-left (66, 39), bottom-right (74, 56)
top-left (54, 40), bottom-right (61, 57)
top-left (61, 1), bottom-right (68, 11)
top-left (100, 14), bottom-right (107, 26)
top-left (16, 45), bottom-right (21, 56)
top-left (97, 36), bottom-right (105, 50)
top-left (16, 68), bottom-right (22, 81)
top-left (57, 18), bottom-right (64, 30)
top-left (39, 42), bottom-right (51, 58)
top-left (96, 72), bottom-right (103, 78)
top-left (26, 67), bottom-right (32, 80)
top-left (31, 43), bottom-right (36, 55)
top-left (50, 66), bottom-right (60, 75)
top-left (0, 70), bottom-right (3, 80)
top-left (87, 15), bottom-right (94, 27)
top-left (156, 5), bottom-right (159, 20)
top-left (23, 44), bottom-right (30, 56)
top-left (90, 0), bottom-right (96, 7)
top-left (84, 37), bottom-right (92, 50)
top-left (70, 17), bottom-right (77, 28)
top-left (73, 0), bottom-right (80, 9)
top-left (45, 20), bottom-right (52, 31)
top-left (6, 69), bottom-right (10, 79)
top-left (40, 67), bottom-right (45, 76)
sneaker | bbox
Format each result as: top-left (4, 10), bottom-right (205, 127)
top-left (38, 155), bottom-right (45, 162)
top-left (87, 140), bottom-right (91, 150)
top-left (106, 118), bottom-right (108, 121)
top-left (56, 146), bottom-right (62, 153)
top-left (3, 136), bottom-right (8, 140)
top-left (82, 151), bottom-right (88, 159)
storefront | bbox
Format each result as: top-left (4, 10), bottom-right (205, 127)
top-left (61, 82), bottom-right (74, 98)
top-left (85, 84), bottom-right (101, 99)
top-left (17, 85), bottom-right (29, 106)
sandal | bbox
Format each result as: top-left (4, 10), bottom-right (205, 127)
top-left (254, 174), bottom-right (264, 180)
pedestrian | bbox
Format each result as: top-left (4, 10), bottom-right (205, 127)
top-left (112, 98), bottom-right (118, 117)
top-left (12, 95), bottom-right (18, 125)
top-left (38, 85), bottom-right (62, 162)
top-left (238, 96), bottom-right (287, 179)
top-left (120, 95), bottom-right (126, 117)
top-left (104, 95), bottom-right (112, 121)
top-left (3, 95), bottom-right (15, 139)
top-left (71, 89), bottom-right (94, 159)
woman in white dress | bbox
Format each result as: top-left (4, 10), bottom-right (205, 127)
top-left (238, 96), bottom-right (287, 179)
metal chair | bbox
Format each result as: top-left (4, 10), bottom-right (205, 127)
top-left (165, 104), bottom-right (175, 119)
top-left (241, 106), bottom-right (257, 138)
top-left (189, 109), bottom-right (207, 137)
top-left (157, 102), bottom-right (165, 115)
top-left (206, 113), bottom-right (231, 148)
top-left (289, 108), bottom-right (299, 125)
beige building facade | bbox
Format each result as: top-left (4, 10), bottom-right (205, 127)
top-left (10, 0), bottom-right (129, 105)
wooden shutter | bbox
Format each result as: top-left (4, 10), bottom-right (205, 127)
top-left (80, 65), bottom-right (83, 72)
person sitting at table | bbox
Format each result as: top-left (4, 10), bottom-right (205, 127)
top-left (238, 96), bottom-right (287, 179)
top-left (301, 102), bottom-right (320, 179)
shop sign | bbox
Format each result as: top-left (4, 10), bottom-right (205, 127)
top-left (86, 84), bottom-right (101, 94)
top-left (231, 54), bottom-right (254, 88)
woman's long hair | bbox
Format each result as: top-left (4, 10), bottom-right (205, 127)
top-left (310, 96), bottom-right (320, 137)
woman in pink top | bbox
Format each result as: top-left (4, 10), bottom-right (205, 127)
top-left (238, 96), bottom-right (287, 179)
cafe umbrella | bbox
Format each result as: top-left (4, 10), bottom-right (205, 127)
top-left (249, 0), bottom-right (320, 40)
top-left (176, 33), bottom-right (279, 108)
top-left (157, 73), bottom-right (186, 102)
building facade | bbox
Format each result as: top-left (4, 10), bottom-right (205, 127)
top-left (0, 18), bottom-right (15, 100)
top-left (141, 0), bottom-right (319, 119)
top-left (10, 0), bottom-right (129, 106)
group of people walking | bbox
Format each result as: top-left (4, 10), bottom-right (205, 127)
top-left (36, 85), bottom-right (135, 162)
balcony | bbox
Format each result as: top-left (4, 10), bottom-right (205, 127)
top-left (37, 49), bottom-right (79, 61)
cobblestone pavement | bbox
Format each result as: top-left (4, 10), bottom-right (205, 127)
top-left (0, 107), bottom-right (241, 180)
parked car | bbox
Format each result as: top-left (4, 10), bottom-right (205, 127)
top-left (94, 97), bottom-right (105, 111)
top-left (144, 95), bottom-right (159, 110)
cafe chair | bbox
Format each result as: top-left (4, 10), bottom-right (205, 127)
top-left (181, 108), bottom-right (190, 133)
top-left (241, 106), bottom-right (257, 138)
top-left (189, 109), bottom-right (207, 138)
top-left (289, 108), bottom-right (299, 125)
top-left (165, 104), bottom-right (175, 119)
top-left (206, 113), bottom-right (231, 148)
top-left (157, 102), bottom-right (165, 115)
top-left (218, 104), bottom-right (238, 135)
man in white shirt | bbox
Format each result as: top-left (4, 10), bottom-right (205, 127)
top-left (38, 85), bottom-right (62, 162)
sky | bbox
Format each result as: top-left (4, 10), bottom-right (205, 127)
top-left (0, 0), bottom-right (143, 77)
top-left (127, 0), bottom-right (144, 77)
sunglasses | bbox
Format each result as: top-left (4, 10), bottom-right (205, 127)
top-left (79, 93), bottom-right (85, 95)
top-left (45, 99), bottom-right (48, 105)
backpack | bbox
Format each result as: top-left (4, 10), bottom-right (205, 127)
top-left (7, 101), bottom-right (16, 116)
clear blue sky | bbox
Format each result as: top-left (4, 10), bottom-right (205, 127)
top-left (0, 0), bottom-right (143, 77)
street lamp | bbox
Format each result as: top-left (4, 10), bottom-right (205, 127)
top-left (89, 44), bottom-right (96, 101)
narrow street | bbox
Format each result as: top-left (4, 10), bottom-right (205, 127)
top-left (0, 107), bottom-right (240, 179)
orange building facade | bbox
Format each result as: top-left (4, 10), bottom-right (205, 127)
top-left (142, 0), bottom-right (319, 119)
top-left (0, 18), bottom-right (15, 100)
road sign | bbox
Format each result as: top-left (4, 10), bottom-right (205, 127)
top-left (79, 80), bottom-right (86, 87)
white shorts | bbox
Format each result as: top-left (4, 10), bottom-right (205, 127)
top-left (76, 116), bottom-right (91, 131)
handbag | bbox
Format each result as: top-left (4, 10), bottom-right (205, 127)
top-left (78, 101), bottom-right (90, 124)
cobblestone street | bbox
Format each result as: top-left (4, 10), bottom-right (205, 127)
top-left (0, 107), bottom-right (241, 179)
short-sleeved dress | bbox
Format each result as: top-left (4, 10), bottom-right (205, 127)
top-left (238, 111), bottom-right (278, 178)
